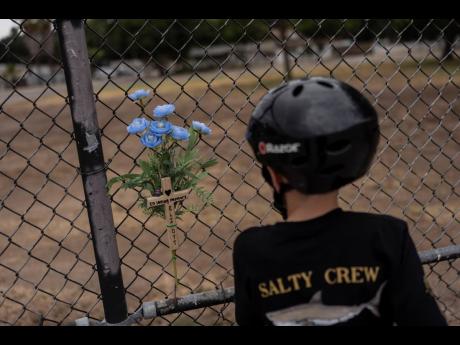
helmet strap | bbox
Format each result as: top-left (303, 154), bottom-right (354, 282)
top-left (261, 165), bottom-right (293, 220)
top-left (273, 183), bottom-right (293, 220)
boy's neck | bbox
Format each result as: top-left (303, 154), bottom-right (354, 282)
top-left (284, 189), bottom-right (339, 222)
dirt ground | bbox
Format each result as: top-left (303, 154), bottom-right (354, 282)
top-left (0, 57), bottom-right (459, 325)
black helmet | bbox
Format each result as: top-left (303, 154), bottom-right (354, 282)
top-left (246, 77), bottom-right (380, 216)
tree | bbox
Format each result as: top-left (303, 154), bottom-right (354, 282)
top-left (438, 19), bottom-right (459, 61)
top-left (22, 19), bottom-right (56, 65)
top-left (82, 19), bottom-right (459, 76)
top-left (0, 26), bottom-right (31, 64)
top-left (86, 19), bottom-right (203, 75)
top-left (266, 19), bottom-right (293, 80)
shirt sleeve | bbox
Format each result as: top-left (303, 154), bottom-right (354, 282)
top-left (389, 222), bottom-right (448, 326)
top-left (232, 233), bottom-right (261, 326)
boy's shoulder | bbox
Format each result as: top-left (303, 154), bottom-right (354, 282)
top-left (344, 210), bottom-right (407, 229)
top-left (348, 211), bottom-right (410, 244)
top-left (234, 210), bottom-right (408, 250)
top-left (233, 224), bottom-right (275, 251)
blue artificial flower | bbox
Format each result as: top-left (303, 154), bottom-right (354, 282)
top-left (127, 117), bottom-right (149, 134)
top-left (149, 120), bottom-right (173, 135)
top-left (192, 121), bottom-right (211, 135)
top-left (140, 131), bottom-right (162, 148)
top-left (128, 89), bottom-right (150, 101)
top-left (170, 126), bottom-right (190, 141)
top-left (153, 104), bottom-right (175, 118)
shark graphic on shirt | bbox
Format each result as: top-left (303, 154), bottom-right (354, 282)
top-left (265, 282), bottom-right (387, 326)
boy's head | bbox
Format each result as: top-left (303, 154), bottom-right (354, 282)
top-left (246, 77), bottom-right (380, 219)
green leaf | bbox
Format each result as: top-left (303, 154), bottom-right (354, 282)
top-left (107, 176), bottom-right (123, 191)
top-left (187, 128), bottom-right (199, 152)
top-left (107, 173), bottom-right (141, 191)
top-left (142, 182), bottom-right (156, 194)
top-left (198, 157), bottom-right (218, 170)
top-left (139, 159), bottom-right (151, 175)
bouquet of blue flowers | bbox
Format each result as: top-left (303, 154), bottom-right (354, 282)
top-left (107, 90), bottom-right (217, 300)
top-left (107, 89), bottom-right (217, 220)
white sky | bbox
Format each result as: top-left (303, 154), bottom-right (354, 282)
top-left (0, 19), bottom-right (18, 39)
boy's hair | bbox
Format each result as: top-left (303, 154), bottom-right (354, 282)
top-left (246, 77), bottom-right (380, 218)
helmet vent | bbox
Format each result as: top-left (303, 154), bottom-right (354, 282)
top-left (316, 80), bottom-right (334, 88)
top-left (326, 140), bottom-right (351, 155)
top-left (292, 84), bottom-right (304, 97)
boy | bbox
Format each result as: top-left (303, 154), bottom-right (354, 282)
top-left (233, 77), bottom-right (447, 326)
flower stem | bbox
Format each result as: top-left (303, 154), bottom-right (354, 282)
top-left (162, 135), bottom-right (166, 151)
top-left (172, 249), bottom-right (178, 301)
top-left (139, 98), bottom-right (145, 115)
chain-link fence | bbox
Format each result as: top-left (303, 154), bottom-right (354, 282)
top-left (0, 19), bottom-right (459, 326)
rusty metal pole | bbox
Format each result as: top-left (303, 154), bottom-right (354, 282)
top-left (56, 19), bottom-right (128, 324)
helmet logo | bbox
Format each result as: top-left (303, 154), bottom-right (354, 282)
top-left (258, 142), bottom-right (267, 155)
top-left (258, 142), bottom-right (300, 155)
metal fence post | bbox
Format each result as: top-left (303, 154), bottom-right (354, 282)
top-left (56, 19), bottom-right (128, 324)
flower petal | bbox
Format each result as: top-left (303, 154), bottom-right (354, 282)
top-left (150, 120), bottom-right (173, 135)
top-left (127, 117), bottom-right (149, 134)
top-left (153, 104), bottom-right (175, 117)
top-left (192, 121), bottom-right (211, 135)
top-left (170, 126), bottom-right (190, 141)
top-left (140, 132), bottom-right (162, 148)
top-left (128, 89), bottom-right (150, 101)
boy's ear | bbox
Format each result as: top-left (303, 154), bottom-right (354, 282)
top-left (266, 166), bottom-right (283, 193)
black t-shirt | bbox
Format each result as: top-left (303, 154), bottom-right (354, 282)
top-left (232, 208), bottom-right (447, 326)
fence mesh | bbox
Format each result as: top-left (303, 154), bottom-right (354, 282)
top-left (0, 19), bottom-right (459, 326)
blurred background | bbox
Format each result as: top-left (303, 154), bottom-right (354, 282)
top-left (0, 19), bottom-right (459, 325)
